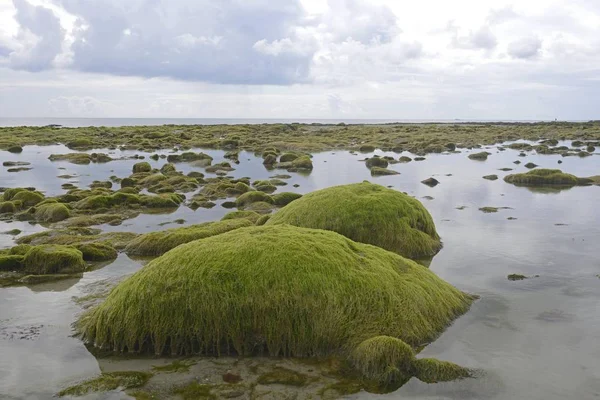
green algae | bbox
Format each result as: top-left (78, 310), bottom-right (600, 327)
top-left (133, 162), bottom-right (152, 173)
top-left (508, 274), bottom-right (528, 281)
top-left (74, 243), bottom-right (118, 261)
top-left (124, 219), bottom-right (253, 257)
top-left (0, 255), bottom-right (24, 271)
top-left (257, 367), bottom-right (309, 386)
top-left (370, 167), bottom-right (399, 176)
top-left (23, 245), bottom-right (86, 275)
top-left (221, 210), bottom-right (262, 224)
top-left (413, 358), bottom-right (471, 383)
top-left (365, 157), bottom-right (388, 169)
top-left (236, 191), bottom-right (274, 207)
top-left (49, 153), bottom-right (112, 164)
top-left (58, 371), bottom-right (152, 397)
top-left (351, 336), bottom-right (414, 387)
top-left (272, 192), bottom-right (303, 206)
top-left (34, 203), bottom-right (71, 222)
top-left (173, 382), bottom-right (216, 400)
top-left (468, 151), bottom-right (490, 160)
top-left (78, 225), bottom-right (472, 356)
top-left (504, 169), bottom-right (581, 186)
top-left (12, 190), bottom-right (44, 206)
top-left (479, 207), bottom-right (512, 213)
top-left (267, 182), bottom-right (441, 259)
top-left (152, 359), bottom-right (197, 373)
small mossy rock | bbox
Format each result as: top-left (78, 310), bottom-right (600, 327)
top-left (124, 219), bottom-right (253, 257)
top-left (371, 167), bottom-right (399, 176)
top-left (398, 156), bottom-right (412, 163)
top-left (365, 157), bottom-right (388, 169)
top-left (236, 191), bottom-right (274, 207)
top-left (291, 156), bottom-right (313, 170)
top-left (23, 245), bottom-right (86, 275)
top-left (12, 190), bottom-right (44, 206)
top-left (0, 201), bottom-right (17, 214)
top-left (74, 243), bottom-right (118, 262)
top-left (3, 188), bottom-right (30, 201)
top-left (468, 152), bottom-right (490, 160)
top-left (221, 210), bottom-right (262, 224)
top-left (58, 371), bottom-right (152, 397)
top-left (120, 177), bottom-right (136, 188)
top-left (160, 163), bottom-right (177, 174)
top-left (263, 154), bottom-right (277, 165)
top-left (351, 336), bottom-right (415, 387)
top-left (267, 182), bottom-right (441, 259)
top-left (279, 153), bottom-right (299, 163)
top-left (8, 145), bottom-right (23, 153)
top-left (524, 162), bottom-right (538, 169)
top-left (504, 169), bottom-right (580, 186)
top-left (359, 144), bottom-right (376, 152)
top-left (78, 225), bottom-right (472, 355)
top-left (0, 255), bottom-right (24, 271)
top-left (141, 194), bottom-right (181, 208)
top-left (272, 192), bottom-right (303, 206)
top-left (132, 162), bottom-right (152, 173)
top-left (34, 203), bottom-right (71, 222)
top-left (413, 358), bottom-right (471, 383)
top-left (483, 174), bottom-right (498, 181)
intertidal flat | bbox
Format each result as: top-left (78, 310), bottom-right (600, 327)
top-left (0, 122), bottom-right (599, 400)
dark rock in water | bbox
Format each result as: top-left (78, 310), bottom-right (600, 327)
top-left (507, 217), bottom-right (517, 220)
top-left (421, 178), bottom-right (439, 187)
top-left (3, 161), bottom-right (30, 167)
top-left (414, 157), bottom-right (426, 161)
top-left (524, 162), bottom-right (538, 169)
top-left (507, 274), bottom-right (527, 281)
top-left (558, 160), bottom-right (563, 164)
top-left (513, 160), bottom-right (521, 164)
top-left (371, 167), bottom-right (399, 176)
top-left (483, 175), bottom-right (498, 181)
top-left (498, 168), bottom-right (513, 171)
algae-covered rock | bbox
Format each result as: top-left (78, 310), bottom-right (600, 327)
top-left (421, 177), bottom-right (439, 187)
top-left (371, 167), bottom-right (399, 176)
top-left (236, 191), bottom-right (274, 207)
top-left (23, 245), bottom-right (86, 275)
top-left (12, 190), bottom-right (44, 206)
top-left (468, 151), bottom-right (490, 160)
top-left (74, 243), bottom-right (118, 261)
top-left (124, 219), bottom-right (253, 257)
top-left (132, 162), bottom-right (152, 173)
top-left (504, 169), bottom-right (580, 186)
top-left (351, 336), bottom-right (415, 387)
top-left (267, 182), bottom-right (441, 259)
top-left (78, 225), bottom-right (472, 355)
top-left (413, 358), bottom-right (471, 383)
top-left (255, 214), bottom-right (271, 225)
top-left (291, 156), bottom-right (313, 170)
top-left (34, 203), bottom-right (71, 222)
top-left (0, 201), bottom-right (17, 214)
top-left (0, 255), bottom-right (24, 271)
top-left (524, 162), bottom-right (538, 169)
top-left (8, 145), bottom-right (23, 153)
top-left (58, 371), bottom-right (152, 397)
top-left (365, 157), bottom-right (388, 169)
top-left (483, 174), bottom-right (498, 181)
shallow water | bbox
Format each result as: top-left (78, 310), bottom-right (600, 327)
top-left (0, 142), bottom-right (599, 399)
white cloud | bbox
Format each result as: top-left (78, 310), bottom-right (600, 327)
top-left (0, 0), bottom-right (599, 119)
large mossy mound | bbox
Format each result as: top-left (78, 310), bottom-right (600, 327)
top-left (504, 169), bottom-right (581, 186)
top-left (78, 225), bottom-right (472, 356)
top-left (266, 182), bottom-right (441, 259)
top-left (124, 219), bottom-right (253, 257)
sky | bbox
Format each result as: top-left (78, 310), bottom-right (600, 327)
top-left (0, 0), bottom-right (599, 120)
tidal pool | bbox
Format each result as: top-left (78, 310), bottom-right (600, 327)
top-left (0, 141), bottom-right (599, 399)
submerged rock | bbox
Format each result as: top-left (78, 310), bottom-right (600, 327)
top-left (421, 177), bottom-right (439, 187)
top-left (78, 225), bottom-right (473, 357)
top-left (266, 182), bottom-right (442, 259)
top-left (483, 175), bottom-right (498, 181)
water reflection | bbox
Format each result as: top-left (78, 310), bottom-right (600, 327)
top-left (0, 143), bottom-right (599, 399)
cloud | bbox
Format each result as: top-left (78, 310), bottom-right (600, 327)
top-left (7, 0), bottom-right (65, 71)
top-left (508, 36), bottom-right (542, 59)
top-left (450, 24), bottom-right (497, 50)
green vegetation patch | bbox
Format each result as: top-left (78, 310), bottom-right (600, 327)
top-left (78, 225), bottom-right (472, 356)
top-left (267, 182), bottom-right (441, 259)
top-left (413, 358), bottom-right (471, 383)
top-left (124, 219), bottom-right (252, 257)
top-left (34, 203), bottom-right (71, 222)
top-left (23, 245), bottom-right (86, 275)
top-left (58, 371), bottom-right (152, 397)
top-left (74, 243), bottom-right (118, 261)
top-left (504, 169), bottom-right (580, 186)
top-left (257, 367), bottom-right (308, 386)
top-left (221, 210), bottom-right (262, 224)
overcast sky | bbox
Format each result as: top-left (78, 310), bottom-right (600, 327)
top-left (0, 0), bottom-right (599, 120)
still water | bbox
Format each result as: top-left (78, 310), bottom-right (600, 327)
top-left (0, 142), bottom-right (598, 399)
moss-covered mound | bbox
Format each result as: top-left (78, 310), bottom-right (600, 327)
top-left (23, 245), bottom-right (86, 275)
top-left (78, 225), bottom-right (472, 356)
top-left (34, 203), bottom-right (71, 222)
top-left (74, 243), bottom-right (118, 261)
top-left (124, 219), bottom-right (253, 257)
top-left (504, 169), bottom-right (580, 186)
top-left (266, 182), bottom-right (441, 259)
top-left (351, 336), bottom-right (415, 386)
